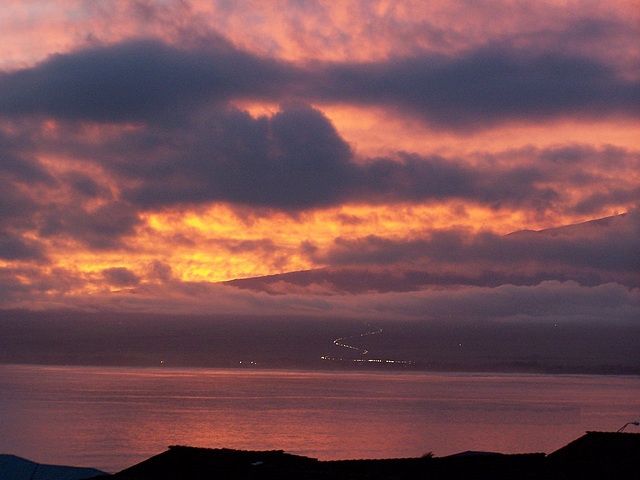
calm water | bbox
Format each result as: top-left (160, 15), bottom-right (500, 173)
top-left (0, 364), bottom-right (638, 472)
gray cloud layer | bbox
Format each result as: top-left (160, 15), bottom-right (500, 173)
top-left (321, 211), bottom-right (639, 272)
top-left (0, 35), bottom-right (637, 299)
top-left (0, 38), bottom-right (637, 128)
top-left (318, 48), bottom-right (640, 129)
top-left (4, 101), bottom-right (630, 216)
top-left (100, 105), bottom-right (567, 211)
top-left (228, 211), bottom-right (640, 294)
top-left (0, 40), bottom-right (296, 122)
top-left (0, 101), bottom-right (637, 258)
top-left (0, 37), bottom-right (635, 219)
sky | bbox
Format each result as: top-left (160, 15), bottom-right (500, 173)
top-left (0, 0), bottom-right (638, 327)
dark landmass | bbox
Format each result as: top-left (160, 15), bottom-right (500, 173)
top-left (85, 432), bottom-right (639, 480)
top-left (225, 213), bottom-right (639, 293)
top-left (1, 310), bottom-right (639, 375)
top-left (0, 454), bottom-right (106, 480)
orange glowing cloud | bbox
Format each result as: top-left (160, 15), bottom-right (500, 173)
top-left (0, 0), bottom-right (637, 319)
top-left (3, 0), bottom-right (638, 69)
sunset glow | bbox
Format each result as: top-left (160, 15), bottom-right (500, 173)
top-left (0, 0), bottom-right (637, 322)
top-left (2, 4), bottom-right (640, 475)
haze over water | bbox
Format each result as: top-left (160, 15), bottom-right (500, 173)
top-left (1, 364), bottom-right (638, 473)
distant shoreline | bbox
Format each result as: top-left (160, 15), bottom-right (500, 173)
top-left (3, 311), bottom-right (638, 378)
top-left (1, 360), bottom-right (638, 377)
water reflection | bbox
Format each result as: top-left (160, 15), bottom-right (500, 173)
top-left (0, 365), bottom-right (638, 472)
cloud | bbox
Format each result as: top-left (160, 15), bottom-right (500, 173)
top-left (0, 230), bottom-right (47, 261)
top-left (57, 104), bottom-right (628, 213)
top-left (118, 104), bottom-right (355, 209)
top-left (0, 39), bottom-right (296, 122)
top-left (226, 210), bottom-right (640, 294)
top-left (317, 48), bottom-right (640, 129)
top-left (102, 267), bottom-right (140, 287)
top-left (1, 37), bottom-right (637, 130)
top-left (0, 149), bottom-right (53, 186)
top-left (0, 177), bottom-right (39, 229)
top-left (64, 171), bottom-right (103, 198)
top-left (0, 0), bottom-right (637, 359)
top-left (2, 272), bottom-right (638, 326)
top-left (2, 100), bottom-right (636, 224)
top-left (573, 187), bottom-right (640, 214)
top-left (37, 201), bottom-right (142, 250)
top-left (227, 266), bottom-right (630, 295)
top-left (356, 280), bottom-right (640, 324)
top-left (316, 210), bottom-right (639, 278)
top-left (146, 260), bottom-right (173, 283)
top-left (351, 152), bottom-right (559, 210)
top-left (0, 35), bottom-right (635, 217)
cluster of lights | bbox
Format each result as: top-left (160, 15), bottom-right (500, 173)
top-left (324, 322), bottom-right (413, 365)
top-left (320, 356), bottom-right (412, 365)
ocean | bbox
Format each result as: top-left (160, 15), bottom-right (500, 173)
top-left (0, 364), bottom-right (638, 473)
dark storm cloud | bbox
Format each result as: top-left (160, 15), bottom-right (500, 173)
top-left (4, 104), bottom-right (633, 214)
top-left (0, 136), bottom-right (137, 252)
top-left (87, 104), bottom-right (559, 211)
top-left (0, 37), bottom-right (635, 238)
top-left (0, 108), bottom-right (636, 222)
top-left (0, 177), bottom-right (38, 228)
top-left (0, 36), bottom-right (634, 213)
top-left (307, 211), bottom-right (640, 286)
top-left (0, 132), bottom-right (53, 228)
top-left (316, 48), bottom-right (640, 129)
top-left (64, 172), bottom-right (102, 198)
top-left (0, 269), bottom-right (32, 306)
top-left (38, 201), bottom-right (142, 250)
top-left (353, 153), bottom-right (558, 209)
top-left (226, 212), bottom-right (640, 295)
top-left (323, 212), bottom-right (639, 269)
top-left (0, 231), bottom-right (47, 261)
top-left (102, 267), bottom-right (140, 287)
top-left (225, 266), bottom-right (607, 295)
top-left (0, 39), bottom-right (296, 122)
top-left (573, 187), bottom-right (640, 214)
top-left (0, 150), bottom-right (53, 185)
top-left (120, 105), bottom-right (355, 209)
top-left (0, 38), bottom-right (637, 129)
top-left (147, 260), bottom-right (173, 283)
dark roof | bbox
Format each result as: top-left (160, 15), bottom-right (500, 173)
top-left (549, 431), bottom-right (640, 459)
top-left (0, 454), bottom-right (106, 480)
top-left (445, 450), bottom-right (502, 457)
top-left (96, 447), bottom-right (320, 480)
top-left (547, 431), bottom-right (640, 479)
top-left (96, 447), bottom-right (548, 480)
top-left (84, 432), bottom-right (640, 480)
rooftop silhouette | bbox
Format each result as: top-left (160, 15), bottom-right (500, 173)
top-left (83, 431), bottom-right (639, 480)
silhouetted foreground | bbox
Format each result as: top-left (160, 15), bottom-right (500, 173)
top-left (87, 432), bottom-right (638, 480)
top-left (0, 454), bottom-right (106, 480)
